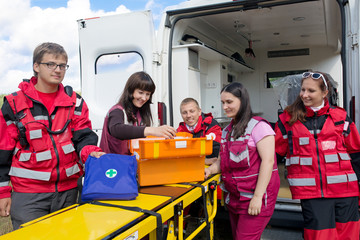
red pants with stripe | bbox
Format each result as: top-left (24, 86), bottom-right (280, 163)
top-left (301, 197), bottom-right (360, 240)
top-left (228, 211), bottom-right (271, 240)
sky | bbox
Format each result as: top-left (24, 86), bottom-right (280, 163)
top-left (0, 0), bottom-right (184, 94)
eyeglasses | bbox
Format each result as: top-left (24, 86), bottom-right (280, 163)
top-left (302, 72), bottom-right (328, 90)
top-left (39, 62), bottom-right (69, 71)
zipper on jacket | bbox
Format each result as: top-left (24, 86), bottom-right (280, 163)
top-left (313, 112), bottom-right (324, 197)
top-left (28, 95), bottom-right (60, 192)
top-left (43, 102), bottom-right (60, 192)
top-left (49, 134), bottom-right (60, 192)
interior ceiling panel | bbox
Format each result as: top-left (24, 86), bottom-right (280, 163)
top-left (195, 0), bottom-right (336, 50)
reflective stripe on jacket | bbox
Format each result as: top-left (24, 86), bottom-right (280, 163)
top-left (276, 103), bottom-right (359, 199)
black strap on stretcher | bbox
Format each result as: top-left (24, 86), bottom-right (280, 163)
top-left (89, 201), bottom-right (163, 240)
top-left (179, 182), bottom-right (211, 240)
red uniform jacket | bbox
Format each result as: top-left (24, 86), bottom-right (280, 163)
top-left (177, 112), bottom-right (221, 158)
top-left (0, 77), bottom-right (101, 198)
top-left (275, 101), bottom-right (360, 199)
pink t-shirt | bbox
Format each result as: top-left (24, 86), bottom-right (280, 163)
top-left (248, 121), bottom-right (275, 147)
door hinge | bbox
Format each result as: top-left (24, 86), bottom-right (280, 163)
top-left (352, 33), bottom-right (358, 47)
top-left (153, 52), bottom-right (161, 65)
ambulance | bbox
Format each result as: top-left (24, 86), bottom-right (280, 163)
top-left (77, 0), bottom-right (360, 228)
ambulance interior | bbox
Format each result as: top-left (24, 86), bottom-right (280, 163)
top-left (169, 0), bottom-right (342, 226)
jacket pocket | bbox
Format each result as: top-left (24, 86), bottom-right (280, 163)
top-left (338, 152), bottom-right (352, 171)
top-left (229, 142), bottom-right (250, 169)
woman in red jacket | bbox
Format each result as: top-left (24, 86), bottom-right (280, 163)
top-left (275, 71), bottom-right (360, 240)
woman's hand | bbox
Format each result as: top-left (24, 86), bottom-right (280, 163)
top-left (144, 125), bottom-right (177, 139)
top-left (248, 195), bottom-right (262, 216)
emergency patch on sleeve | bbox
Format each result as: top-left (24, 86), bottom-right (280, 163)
top-left (207, 132), bottom-right (216, 140)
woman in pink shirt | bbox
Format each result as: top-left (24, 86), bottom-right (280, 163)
top-left (205, 82), bottom-right (280, 240)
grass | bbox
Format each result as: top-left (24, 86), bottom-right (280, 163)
top-left (0, 216), bottom-right (13, 236)
top-left (0, 94), bottom-right (12, 236)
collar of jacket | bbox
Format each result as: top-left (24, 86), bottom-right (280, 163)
top-left (18, 77), bottom-right (75, 107)
top-left (180, 112), bottom-right (213, 132)
top-left (305, 98), bottom-right (330, 117)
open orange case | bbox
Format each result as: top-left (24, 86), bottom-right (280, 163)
top-left (130, 132), bottom-right (213, 186)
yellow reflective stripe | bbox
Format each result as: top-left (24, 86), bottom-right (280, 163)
top-left (154, 142), bottom-right (159, 159)
top-left (201, 140), bottom-right (205, 155)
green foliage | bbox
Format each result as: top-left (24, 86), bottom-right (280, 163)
top-left (0, 94), bottom-right (6, 108)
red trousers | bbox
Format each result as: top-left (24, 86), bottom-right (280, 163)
top-left (301, 197), bottom-right (360, 240)
top-left (228, 211), bottom-right (271, 240)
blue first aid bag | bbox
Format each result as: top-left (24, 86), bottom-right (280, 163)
top-left (81, 153), bottom-right (138, 201)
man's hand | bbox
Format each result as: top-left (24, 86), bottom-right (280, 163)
top-left (0, 198), bottom-right (11, 217)
top-left (205, 157), bottom-right (218, 166)
top-left (90, 151), bottom-right (106, 158)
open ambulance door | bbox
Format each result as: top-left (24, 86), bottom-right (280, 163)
top-left (343, 0), bottom-right (360, 128)
top-left (77, 11), bottom-right (158, 134)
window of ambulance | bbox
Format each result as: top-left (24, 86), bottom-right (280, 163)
top-left (94, 52), bottom-right (143, 115)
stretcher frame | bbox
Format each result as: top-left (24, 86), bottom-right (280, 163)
top-left (0, 174), bottom-right (220, 240)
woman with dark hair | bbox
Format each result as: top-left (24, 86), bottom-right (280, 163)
top-left (100, 71), bottom-right (176, 155)
top-left (275, 71), bottom-right (360, 240)
top-left (205, 82), bottom-right (280, 240)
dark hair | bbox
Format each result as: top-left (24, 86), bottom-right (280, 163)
top-left (221, 82), bottom-right (253, 139)
top-left (285, 71), bottom-right (331, 125)
top-left (118, 71), bottom-right (156, 126)
top-left (33, 42), bottom-right (68, 76)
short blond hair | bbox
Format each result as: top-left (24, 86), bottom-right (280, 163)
top-left (180, 98), bottom-right (200, 110)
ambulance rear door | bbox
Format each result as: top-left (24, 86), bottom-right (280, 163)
top-left (77, 11), bottom-right (158, 133)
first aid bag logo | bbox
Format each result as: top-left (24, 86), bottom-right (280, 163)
top-left (106, 169), bottom-right (117, 178)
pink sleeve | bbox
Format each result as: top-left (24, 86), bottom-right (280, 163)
top-left (248, 121), bottom-right (275, 147)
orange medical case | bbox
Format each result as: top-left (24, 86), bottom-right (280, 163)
top-left (130, 134), bottom-right (213, 186)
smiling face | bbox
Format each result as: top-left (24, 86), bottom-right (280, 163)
top-left (180, 101), bottom-right (201, 127)
top-left (300, 77), bottom-right (328, 107)
top-left (221, 91), bottom-right (241, 119)
top-left (33, 53), bottom-right (67, 93)
top-left (132, 88), bottom-right (151, 108)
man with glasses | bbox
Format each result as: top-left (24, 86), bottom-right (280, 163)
top-left (0, 42), bottom-right (105, 230)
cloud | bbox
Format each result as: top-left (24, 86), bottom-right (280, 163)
top-left (0, 0), bottom-right (130, 94)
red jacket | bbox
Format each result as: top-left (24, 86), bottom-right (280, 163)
top-left (220, 117), bottom-right (279, 215)
top-left (275, 101), bottom-right (360, 199)
top-left (177, 112), bottom-right (221, 158)
top-left (0, 77), bottom-right (101, 198)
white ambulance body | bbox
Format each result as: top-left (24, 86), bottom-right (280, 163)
top-left (78, 0), bottom-right (360, 226)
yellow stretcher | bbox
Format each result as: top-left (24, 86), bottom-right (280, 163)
top-left (0, 174), bottom-right (220, 240)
